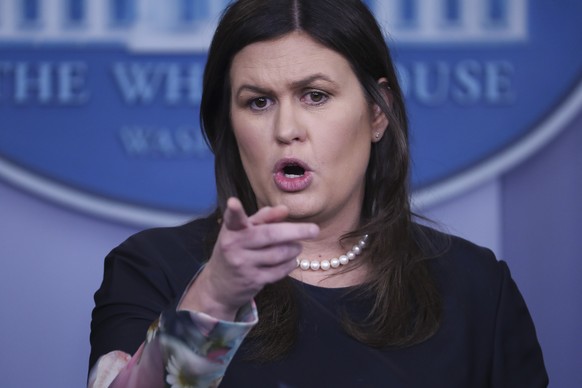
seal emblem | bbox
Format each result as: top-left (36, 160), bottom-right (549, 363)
top-left (1, 0), bottom-right (581, 224)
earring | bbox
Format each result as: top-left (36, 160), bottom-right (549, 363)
top-left (375, 132), bottom-right (381, 139)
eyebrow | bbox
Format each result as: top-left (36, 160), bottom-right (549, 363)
top-left (289, 73), bottom-right (338, 90)
top-left (234, 73), bottom-right (338, 97)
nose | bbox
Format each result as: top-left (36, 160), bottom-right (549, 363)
top-left (274, 100), bottom-right (307, 144)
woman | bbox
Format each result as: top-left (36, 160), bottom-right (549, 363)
top-left (89, 0), bottom-right (548, 387)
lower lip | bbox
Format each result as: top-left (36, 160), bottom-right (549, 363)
top-left (273, 171), bottom-right (313, 192)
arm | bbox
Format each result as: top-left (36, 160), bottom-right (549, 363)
top-left (89, 301), bottom-right (258, 388)
top-left (490, 261), bottom-right (548, 387)
top-left (89, 198), bottom-right (318, 387)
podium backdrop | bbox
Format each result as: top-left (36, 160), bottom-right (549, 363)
top-left (1, 1), bottom-right (580, 386)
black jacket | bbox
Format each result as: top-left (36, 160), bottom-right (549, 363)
top-left (90, 216), bottom-right (548, 387)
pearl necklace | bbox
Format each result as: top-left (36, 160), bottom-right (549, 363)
top-left (296, 235), bottom-right (369, 271)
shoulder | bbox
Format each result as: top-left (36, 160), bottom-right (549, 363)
top-left (106, 214), bottom-right (220, 286)
top-left (412, 225), bottom-right (548, 384)
top-left (415, 223), bottom-right (502, 275)
top-left (115, 214), bottom-right (219, 260)
top-left (414, 224), bottom-right (508, 303)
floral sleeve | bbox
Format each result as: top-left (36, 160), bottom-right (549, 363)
top-left (88, 302), bottom-right (258, 388)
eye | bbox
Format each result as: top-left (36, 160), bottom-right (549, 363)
top-left (248, 97), bottom-right (273, 111)
top-left (302, 91), bottom-right (329, 106)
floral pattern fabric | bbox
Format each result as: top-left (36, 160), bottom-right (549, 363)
top-left (88, 302), bottom-right (258, 388)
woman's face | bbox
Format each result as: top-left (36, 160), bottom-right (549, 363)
top-left (229, 32), bottom-right (386, 227)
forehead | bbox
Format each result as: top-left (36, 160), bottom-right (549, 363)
top-left (229, 32), bottom-right (355, 87)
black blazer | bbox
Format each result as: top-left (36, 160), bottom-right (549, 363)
top-left (90, 216), bottom-right (548, 387)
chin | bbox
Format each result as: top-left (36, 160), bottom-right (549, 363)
top-left (260, 193), bottom-right (321, 220)
top-left (278, 199), bottom-right (316, 220)
top-left (286, 211), bottom-right (315, 221)
top-left (285, 204), bottom-right (322, 222)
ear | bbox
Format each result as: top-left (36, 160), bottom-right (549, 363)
top-left (370, 77), bottom-right (392, 143)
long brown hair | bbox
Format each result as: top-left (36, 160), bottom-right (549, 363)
top-left (201, 0), bottom-right (441, 360)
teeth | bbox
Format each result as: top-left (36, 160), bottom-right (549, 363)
top-left (285, 174), bottom-right (302, 178)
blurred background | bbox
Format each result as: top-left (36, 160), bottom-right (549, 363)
top-left (0, 1), bottom-right (580, 386)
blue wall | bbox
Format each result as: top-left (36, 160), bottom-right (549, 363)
top-left (502, 113), bottom-right (582, 387)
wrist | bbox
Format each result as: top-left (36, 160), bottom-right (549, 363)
top-left (178, 267), bottom-right (240, 321)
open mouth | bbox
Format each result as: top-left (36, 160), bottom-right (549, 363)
top-left (282, 163), bottom-right (305, 178)
top-left (273, 158), bottom-right (313, 191)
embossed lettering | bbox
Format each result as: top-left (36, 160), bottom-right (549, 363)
top-left (119, 125), bottom-right (210, 157)
top-left (113, 62), bottom-right (203, 105)
top-left (397, 59), bottom-right (516, 106)
top-left (112, 63), bottom-right (167, 104)
top-left (165, 63), bottom-right (203, 104)
top-left (0, 61), bottom-right (88, 104)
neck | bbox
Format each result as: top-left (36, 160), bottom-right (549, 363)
top-left (290, 198), bottom-right (361, 254)
top-left (286, 197), bottom-right (367, 287)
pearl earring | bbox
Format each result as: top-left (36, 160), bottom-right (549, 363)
top-left (375, 132), bottom-right (381, 139)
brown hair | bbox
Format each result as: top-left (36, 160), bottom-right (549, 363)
top-left (200, 0), bottom-right (441, 359)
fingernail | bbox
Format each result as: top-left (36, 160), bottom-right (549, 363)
top-left (309, 225), bottom-right (319, 237)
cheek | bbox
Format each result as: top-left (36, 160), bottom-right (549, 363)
top-left (321, 112), bottom-right (372, 167)
top-left (327, 110), bottom-right (372, 146)
top-left (231, 116), bottom-right (261, 160)
top-left (231, 121), bottom-right (271, 185)
top-left (234, 131), bottom-right (255, 161)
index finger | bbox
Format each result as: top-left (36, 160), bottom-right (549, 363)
top-left (249, 205), bottom-right (289, 226)
top-left (245, 222), bottom-right (320, 249)
top-left (224, 197), bottom-right (249, 231)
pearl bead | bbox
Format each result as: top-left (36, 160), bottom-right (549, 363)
top-left (296, 235), bottom-right (369, 271)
